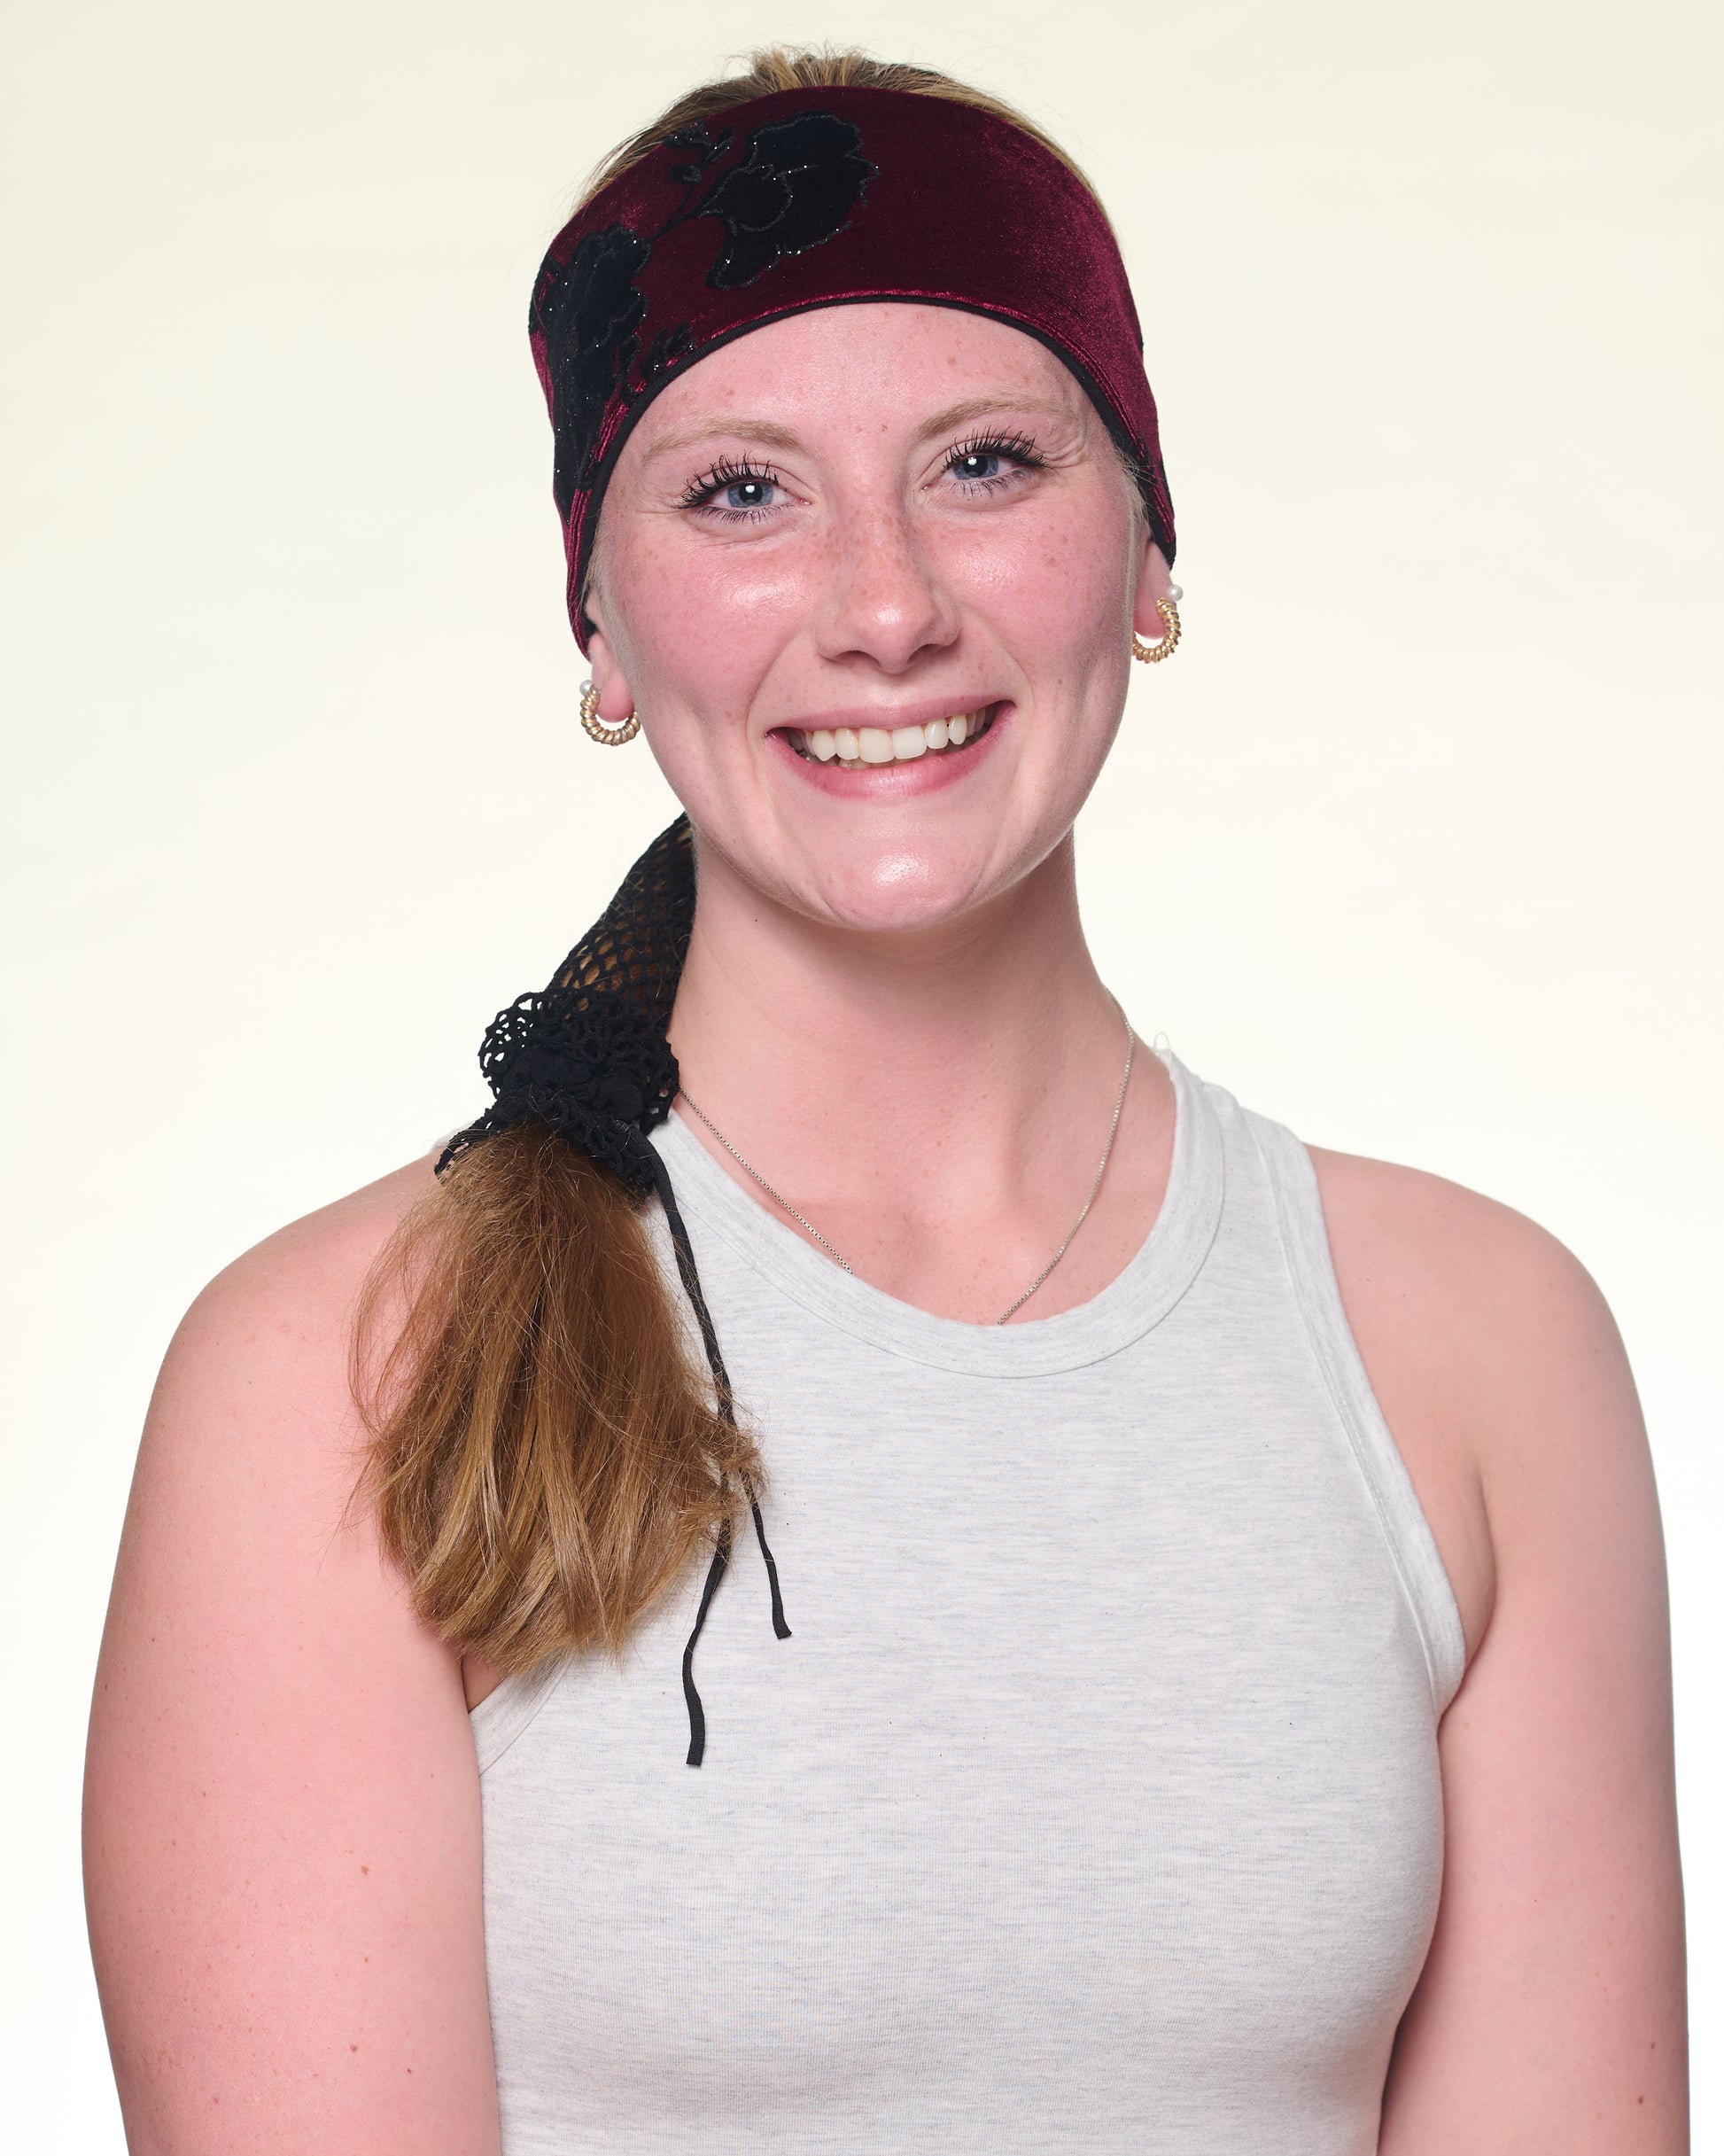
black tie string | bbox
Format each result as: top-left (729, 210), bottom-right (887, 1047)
top-left (680, 1522), bottom-right (731, 1769)
top-left (641, 1141), bottom-right (791, 1765)
top-left (748, 1497), bottom-right (790, 1642)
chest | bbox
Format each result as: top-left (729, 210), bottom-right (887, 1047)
top-left (477, 1308), bottom-right (1446, 2152)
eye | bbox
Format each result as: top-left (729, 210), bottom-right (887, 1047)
top-left (943, 431), bottom-right (1045, 494)
top-left (680, 457), bottom-right (785, 521)
top-left (716, 474), bottom-right (778, 511)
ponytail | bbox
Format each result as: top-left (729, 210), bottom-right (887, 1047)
top-left (354, 817), bottom-right (764, 1686)
top-left (354, 1117), bottom-right (758, 1674)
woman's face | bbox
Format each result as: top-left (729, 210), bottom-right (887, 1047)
top-left (585, 302), bottom-right (1170, 934)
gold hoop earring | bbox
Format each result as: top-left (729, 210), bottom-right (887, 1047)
top-left (579, 680), bottom-right (641, 745)
top-left (1131, 587), bottom-right (1183, 665)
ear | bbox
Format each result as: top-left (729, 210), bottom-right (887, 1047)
top-left (580, 603), bottom-right (638, 724)
top-left (1131, 538), bottom-right (1176, 642)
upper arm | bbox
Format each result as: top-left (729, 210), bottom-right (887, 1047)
top-left (1314, 1152), bottom-right (1687, 2151)
top-left (83, 1168), bottom-right (501, 2155)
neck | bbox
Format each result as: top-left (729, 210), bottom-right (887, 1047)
top-left (667, 832), bottom-right (1151, 1229)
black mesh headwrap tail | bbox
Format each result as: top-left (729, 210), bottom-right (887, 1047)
top-left (439, 815), bottom-right (790, 1765)
top-left (438, 813), bottom-right (695, 1189)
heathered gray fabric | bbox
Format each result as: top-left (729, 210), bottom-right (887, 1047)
top-left (472, 1054), bottom-right (1465, 2154)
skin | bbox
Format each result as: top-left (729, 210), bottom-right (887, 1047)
top-left (85, 302), bottom-right (1686, 2151)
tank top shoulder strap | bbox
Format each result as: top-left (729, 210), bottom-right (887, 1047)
top-left (1228, 1095), bottom-right (1467, 1715)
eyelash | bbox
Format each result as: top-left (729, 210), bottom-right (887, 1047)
top-left (944, 431), bottom-right (1046, 491)
top-left (676, 431), bottom-right (1047, 523)
top-left (677, 455), bottom-right (780, 523)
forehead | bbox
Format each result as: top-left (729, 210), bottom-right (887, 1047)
top-left (625, 301), bottom-right (1095, 456)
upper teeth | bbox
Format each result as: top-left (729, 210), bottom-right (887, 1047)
top-left (796, 711), bottom-right (988, 767)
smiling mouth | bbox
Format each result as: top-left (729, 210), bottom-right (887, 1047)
top-left (786, 706), bottom-right (999, 770)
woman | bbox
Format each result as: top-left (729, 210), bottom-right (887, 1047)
top-left (84, 48), bottom-right (1686, 2154)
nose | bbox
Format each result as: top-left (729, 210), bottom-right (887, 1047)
top-left (814, 500), bottom-right (960, 674)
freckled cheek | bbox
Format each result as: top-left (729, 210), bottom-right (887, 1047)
top-left (609, 533), bottom-right (819, 700)
top-left (944, 512), bottom-right (1131, 661)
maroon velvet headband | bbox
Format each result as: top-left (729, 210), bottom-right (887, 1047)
top-left (529, 84), bottom-right (1177, 651)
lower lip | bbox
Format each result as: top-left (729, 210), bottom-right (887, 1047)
top-left (769, 706), bottom-right (1009, 797)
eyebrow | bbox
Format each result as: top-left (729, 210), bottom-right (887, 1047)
top-left (639, 391), bottom-right (1080, 466)
top-left (642, 417), bottom-right (805, 461)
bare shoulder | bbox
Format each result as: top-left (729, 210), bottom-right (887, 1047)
top-left (1309, 1161), bottom-right (1687, 2144)
top-left (171, 1149), bottom-right (439, 1372)
top-left (1309, 1143), bottom-right (1611, 1322)
top-left (1306, 1146), bottom-right (1650, 1660)
top-left (123, 1148), bottom-right (441, 1558)
top-left (1307, 1143), bottom-right (1631, 1418)
top-left (103, 1143), bottom-right (447, 1700)
top-left (104, 1146), bottom-right (447, 1680)
top-left (87, 1154), bottom-right (501, 2152)
top-left (1307, 1144), bottom-right (1639, 1462)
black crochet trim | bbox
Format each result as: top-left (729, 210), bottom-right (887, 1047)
top-left (438, 815), bottom-right (697, 1192)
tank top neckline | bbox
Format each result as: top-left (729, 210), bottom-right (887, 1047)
top-left (651, 1048), bottom-right (1225, 1380)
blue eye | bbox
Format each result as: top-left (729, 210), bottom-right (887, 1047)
top-left (944, 432), bottom-right (1044, 492)
top-left (682, 458), bottom-right (784, 518)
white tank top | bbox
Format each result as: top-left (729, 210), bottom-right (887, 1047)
top-left (471, 1054), bottom-right (1464, 2153)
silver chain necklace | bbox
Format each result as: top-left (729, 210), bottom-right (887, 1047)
top-left (676, 1011), bottom-right (1137, 1327)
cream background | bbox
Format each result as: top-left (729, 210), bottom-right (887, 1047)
top-left (3, 0), bottom-right (1718, 2144)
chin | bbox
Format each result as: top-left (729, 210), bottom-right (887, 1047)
top-left (781, 841), bottom-right (1005, 934)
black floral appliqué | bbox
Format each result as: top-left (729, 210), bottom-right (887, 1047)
top-left (532, 114), bottom-right (874, 509)
top-left (534, 222), bottom-right (651, 513)
top-left (694, 113), bottom-right (873, 290)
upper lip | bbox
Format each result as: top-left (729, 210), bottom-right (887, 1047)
top-left (770, 697), bottom-right (1002, 736)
